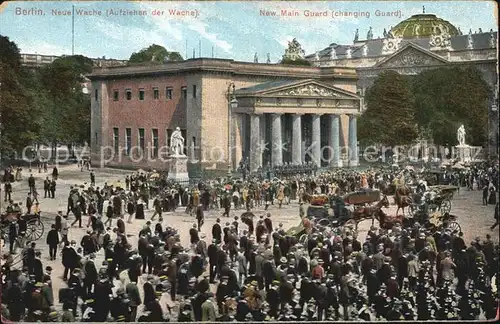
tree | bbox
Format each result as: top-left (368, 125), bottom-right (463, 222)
top-left (38, 55), bottom-right (93, 150)
top-left (129, 44), bottom-right (183, 64)
top-left (358, 70), bottom-right (418, 146)
top-left (280, 57), bottom-right (312, 66)
top-left (0, 35), bottom-right (41, 157)
top-left (412, 67), bottom-right (490, 146)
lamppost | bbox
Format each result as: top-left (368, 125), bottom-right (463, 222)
top-left (227, 83), bottom-right (238, 176)
top-left (491, 92), bottom-right (498, 162)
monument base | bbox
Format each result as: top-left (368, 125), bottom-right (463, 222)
top-left (455, 145), bottom-right (472, 162)
top-left (167, 155), bottom-right (189, 182)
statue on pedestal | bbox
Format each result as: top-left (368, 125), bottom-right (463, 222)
top-left (457, 124), bottom-right (466, 146)
top-left (170, 127), bottom-right (185, 156)
top-left (367, 27), bottom-right (373, 40)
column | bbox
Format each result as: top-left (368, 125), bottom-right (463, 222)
top-left (311, 114), bottom-right (321, 167)
top-left (329, 114), bottom-right (342, 167)
top-left (260, 114), bottom-right (266, 166)
top-left (271, 113), bottom-right (283, 166)
top-left (250, 114), bottom-right (262, 172)
top-left (291, 114), bottom-right (303, 165)
top-left (232, 113), bottom-right (243, 169)
top-left (348, 114), bottom-right (359, 167)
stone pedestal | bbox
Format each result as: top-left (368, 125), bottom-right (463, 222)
top-left (168, 155), bottom-right (189, 182)
top-left (455, 145), bottom-right (472, 162)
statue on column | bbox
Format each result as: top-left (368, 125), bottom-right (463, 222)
top-left (266, 53), bottom-right (271, 63)
top-left (354, 29), bottom-right (359, 42)
top-left (457, 124), bottom-right (466, 146)
top-left (170, 127), bottom-right (185, 156)
top-left (254, 53), bottom-right (258, 63)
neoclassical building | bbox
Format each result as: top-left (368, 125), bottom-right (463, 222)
top-left (88, 61), bottom-right (361, 173)
top-left (305, 11), bottom-right (498, 156)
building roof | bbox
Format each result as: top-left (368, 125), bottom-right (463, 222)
top-left (306, 31), bottom-right (497, 61)
top-left (391, 13), bottom-right (459, 38)
top-left (235, 79), bottom-right (302, 94)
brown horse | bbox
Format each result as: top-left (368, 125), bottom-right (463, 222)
top-left (301, 192), bottom-right (313, 204)
top-left (394, 185), bottom-right (413, 216)
top-left (347, 195), bottom-right (390, 229)
top-left (374, 209), bottom-right (405, 230)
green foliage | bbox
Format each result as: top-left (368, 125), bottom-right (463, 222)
top-left (359, 70), bottom-right (418, 146)
top-left (129, 44), bottom-right (183, 64)
top-left (38, 55), bottom-right (93, 146)
top-left (412, 67), bottom-right (490, 146)
top-left (280, 57), bottom-right (311, 66)
top-left (360, 67), bottom-right (490, 148)
top-left (0, 36), bottom-right (41, 156)
top-left (0, 35), bottom-right (93, 158)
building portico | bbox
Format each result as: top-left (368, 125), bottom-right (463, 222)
top-left (232, 79), bottom-right (361, 171)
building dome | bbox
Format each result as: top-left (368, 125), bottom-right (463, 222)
top-left (390, 14), bottom-right (459, 38)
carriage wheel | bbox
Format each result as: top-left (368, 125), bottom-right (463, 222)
top-left (440, 199), bottom-right (452, 215)
top-left (298, 234), bottom-right (308, 245)
top-left (446, 221), bottom-right (461, 234)
top-left (26, 220), bottom-right (44, 241)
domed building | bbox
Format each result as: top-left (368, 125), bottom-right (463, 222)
top-left (305, 9), bottom-right (498, 157)
top-left (390, 13), bottom-right (460, 38)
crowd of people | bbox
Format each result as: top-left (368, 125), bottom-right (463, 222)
top-left (0, 161), bottom-right (499, 322)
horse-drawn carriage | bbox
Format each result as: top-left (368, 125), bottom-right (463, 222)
top-left (1, 211), bottom-right (44, 243)
top-left (408, 185), bottom-right (458, 218)
top-left (293, 190), bottom-right (388, 234)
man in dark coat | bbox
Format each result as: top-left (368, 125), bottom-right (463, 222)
top-left (189, 224), bottom-right (200, 245)
top-left (196, 204), bottom-right (205, 231)
top-left (46, 224), bottom-right (60, 260)
top-left (83, 254), bottom-right (98, 295)
top-left (207, 240), bottom-right (219, 283)
top-left (49, 180), bottom-right (56, 198)
top-left (212, 218), bottom-right (222, 243)
top-left (44, 177), bottom-right (50, 198)
top-left (8, 220), bottom-right (18, 254)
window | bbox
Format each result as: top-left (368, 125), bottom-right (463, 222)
top-left (192, 85), bottom-right (197, 98)
top-left (153, 87), bottom-right (159, 100)
top-left (166, 129), bottom-right (172, 147)
top-left (152, 129), bottom-right (159, 158)
top-left (125, 128), bottom-right (131, 155)
top-left (166, 87), bottom-right (173, 100)
top-left (181, 86), bottom-right (187, 99)
top-left (113, 128), bottom-right (119, 154)
top-left (113, 90), bottom-right (119, 101)
top-left (192, 136), bottom-right (196, 147)
top-left (126, 89), bottom-right (132, 100)
top-left (95, 89), bottom-right (98, 101)
top-left (139, 88), bottom-right (145, 100)
top-left (138, 128), bottom-right (145, 152)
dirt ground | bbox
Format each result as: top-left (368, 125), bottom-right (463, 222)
top-left (3, 164), bottom-right (498, 315)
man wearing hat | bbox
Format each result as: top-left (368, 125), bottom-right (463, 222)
top-left (266, 280), bottom-right (280, 318)
top-left (212, 218), bottom-right (222, 243)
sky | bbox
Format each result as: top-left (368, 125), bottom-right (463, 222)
top-left (0, 1), bottom-right (497, 62)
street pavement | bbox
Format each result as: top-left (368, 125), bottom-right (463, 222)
top-left (2, 164), bottom-right (498, 316)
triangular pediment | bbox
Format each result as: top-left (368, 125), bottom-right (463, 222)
top-left (375, 43), bottom-right (449, 68)
top-left (236, 79), bottom-right (360, 99)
